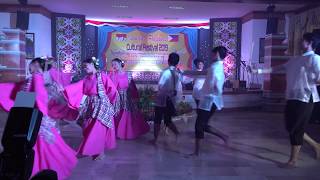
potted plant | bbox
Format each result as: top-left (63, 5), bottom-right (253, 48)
top-left (138, 86), bottom-right (156, 121)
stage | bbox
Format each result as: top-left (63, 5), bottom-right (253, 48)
top-left (1, 110), bottom-right (319, 180)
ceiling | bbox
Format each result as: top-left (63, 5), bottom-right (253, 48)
top-left (0, 0), bottom-right (309, 24)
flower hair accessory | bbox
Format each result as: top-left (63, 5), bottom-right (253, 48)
top-left (92, 57), bottom-right (100, 69)
top-left (38, 56), bottom-right (54, 71)
top-left (40, 56), bottom-right (55, 64)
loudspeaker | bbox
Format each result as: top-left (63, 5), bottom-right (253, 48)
top-left (0, 107), bottom-right (42, 180)
top-left (266, 17), bottom-right (278, 34)
top-left (266, 5), bottom-right (278, 35)
top-left (0, 149), bottom-right (34, 180)
top-left (1, 107), bottom-right (43, 151)
top-left (16, 11), bottom-right (29, 30)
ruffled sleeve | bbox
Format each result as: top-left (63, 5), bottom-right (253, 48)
top-left (31, 73), bottom-right (49, 116)
top-left (63, 80), bottom-right (84, 110)
top-left (102, 72), bottom-right (119, 104)
top-left (0, 82), bottom-right (23, 112)
top-left (0, 74), bottom-right (49, 115)
top-left (49, 67), bottom-right (73, 87)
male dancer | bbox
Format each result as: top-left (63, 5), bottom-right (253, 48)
top-left (152, 53), bottom-right (182, 144)
top-left (250, 33), bottom-right (320, 168)
top-left (193, 46), bottom-right (229, 156)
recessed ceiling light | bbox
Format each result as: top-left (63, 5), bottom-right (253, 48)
top-left (112, 5), bottom-right (129, 8)
top-left (169, 6), bottom-right (184, 10)
top-left (117, 16), bottom-right (132, 19)
top-left (164, 17), bottom-right (179, 20)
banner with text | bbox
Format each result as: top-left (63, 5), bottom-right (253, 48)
top-left (103, 30), bottom-right (193, 71)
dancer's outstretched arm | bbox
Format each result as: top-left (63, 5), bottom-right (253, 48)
top-left (248, 63), bottom-right (286, 74)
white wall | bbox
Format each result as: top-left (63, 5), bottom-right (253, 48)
top-left (241, 19), bottom-right (267, 87)
top-left (0, 12), bottom-right (52, 57)
top-left (28, 13), bottom-right (52, 57)
top-left (0, 12), bottom-right (11, 28)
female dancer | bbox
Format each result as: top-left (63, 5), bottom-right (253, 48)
top-left (44, 58), bottom-right (78, 121)
top-left (109, 58), bottom-right (150, 140)
top-left (63, 57), bottom-right (119, 160)
top-left (0, 57), bottom-right (77, 180)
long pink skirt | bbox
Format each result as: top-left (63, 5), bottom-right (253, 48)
top-left (115, 110), bottom-right (150, 140)
top-left (78, 118), bottom-right (116, 156)
top-left (32, 128), bottom-right (77, 180)
top-left (48, 99), bottom-right (78, 121)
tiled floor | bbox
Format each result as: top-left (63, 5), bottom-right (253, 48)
top-left (0, 110), bottom-right (319, 180)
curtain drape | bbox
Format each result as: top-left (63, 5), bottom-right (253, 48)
top-left (288, 7), bottom-right (320, 55)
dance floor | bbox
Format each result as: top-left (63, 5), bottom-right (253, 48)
top-left (0, 110), bottom-right (319, 180)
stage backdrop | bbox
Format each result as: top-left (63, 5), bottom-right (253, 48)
top-left (52, 13), bottom-right (85, 74)
top-left (98, 26), bottom-right (197, 71)
top-left (210, 18), bottom-right (241, 81)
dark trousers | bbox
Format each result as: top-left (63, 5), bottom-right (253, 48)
top-left (195, 104), bottom-right (217, 139)
top-left (154, 106), bottom-right (173, 126)
top-left (285, 98), bottom-right (314, 146)
top-left (311, 86), bottom-right (320, 122)
top-left (195, 99), bottom-right (200, 107)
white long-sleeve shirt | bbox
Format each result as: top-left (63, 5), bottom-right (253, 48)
top-left (198, 61), bottom-right (225, 111)
top-left (192, 77), bottom-right (205, 100)
top-left (155, 66), bottom-right (192, 107)
top-left (278, 51), bottom-right (320, 102)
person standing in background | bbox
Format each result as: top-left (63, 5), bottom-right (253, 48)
top-left (192, 59), bottom-right (205, 107)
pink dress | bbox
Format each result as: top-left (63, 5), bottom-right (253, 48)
top-left (109, 72), bottom-right (150, 140)
top-left (64, 72), bottom-right (119, 156)
top-left (45, 68), bottom-right (78, 120)
top-left (0, 73), bottom-right (77, 180)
